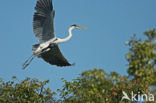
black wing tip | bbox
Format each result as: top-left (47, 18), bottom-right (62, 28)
top-left (55, 62), bottom-right (75, 67)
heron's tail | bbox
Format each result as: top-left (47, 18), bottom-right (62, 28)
top-left (22, 54), bottom-right (35, 69)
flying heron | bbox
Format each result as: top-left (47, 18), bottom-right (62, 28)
top-left (23, 0), bottom-right (87, 69)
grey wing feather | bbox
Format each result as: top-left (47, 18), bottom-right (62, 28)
top-left (41, 44), bottom-right (73, 66)
top-left (33, 0), bottom-right (55, 43)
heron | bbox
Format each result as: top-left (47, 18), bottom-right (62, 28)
top-left (23, 0), bottom-right (87, 69)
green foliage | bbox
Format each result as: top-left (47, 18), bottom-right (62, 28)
top-left (0, 77), bottom-right (55, 103)
top-left (59, 69), bottom-right (153, 103)
top-left (126, 29), bottom-right (156, 85)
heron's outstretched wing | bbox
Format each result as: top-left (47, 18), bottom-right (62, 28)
top-left (33, 0), bottom-right (55, 43)
top-left (41, 44), bottom-right (73, 66)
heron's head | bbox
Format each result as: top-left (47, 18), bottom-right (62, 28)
top-left (71, 24), bottom-right (87, 29)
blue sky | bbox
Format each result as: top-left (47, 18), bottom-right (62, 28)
top-left (0, 0), bottom-right (156, 97)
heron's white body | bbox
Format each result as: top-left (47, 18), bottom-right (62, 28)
top-left (34, 37), bottom-right (56, 54)
top-left (34, 26), bottom-right (74, 55)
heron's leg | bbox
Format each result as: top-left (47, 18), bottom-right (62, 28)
top-left (22, 54), bottom-right (35, 69)
top-left (23, 57), bottom-right (34, 69)
top-left (22, 47), bottom-right (51, 69)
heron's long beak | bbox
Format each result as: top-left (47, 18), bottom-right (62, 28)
top-left (78, 26), bottom-right (88, 29)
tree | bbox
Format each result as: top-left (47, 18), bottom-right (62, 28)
top-left (0, 76), bottom-right (56, 103)
top-left (127, 29), bottom-right (156, 84)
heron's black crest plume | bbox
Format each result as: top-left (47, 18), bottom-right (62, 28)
top-left (71, 24), bottom-right (78, 27)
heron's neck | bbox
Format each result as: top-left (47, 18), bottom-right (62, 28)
top-left (56, 27), bottom-right (74, 44)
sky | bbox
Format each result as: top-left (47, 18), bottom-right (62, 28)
top-left (0, 0), bottom-right (156, 98)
